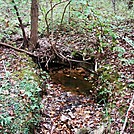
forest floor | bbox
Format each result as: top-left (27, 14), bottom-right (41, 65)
top-left (0, 28), bottom-right (134, 134)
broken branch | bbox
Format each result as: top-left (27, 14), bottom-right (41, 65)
top-left (0, 42), bottom-right (36, 57)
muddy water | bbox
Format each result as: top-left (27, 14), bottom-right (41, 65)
top-left (50, 68), bottom-right (94, 95)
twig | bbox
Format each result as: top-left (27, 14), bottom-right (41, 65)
top-left (120, 94), bottom-right (134, 134)
top-left (60, 0), bottom-right (71, 26)
top-left (0, 42), bottom-right (36, 57)
top-left (49, 38), bottom-right (96, 74)
top-left (45, 0), bottom-right (68, 35)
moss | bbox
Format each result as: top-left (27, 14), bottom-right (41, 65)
top-left (11, 53), bottom-right (40, 84)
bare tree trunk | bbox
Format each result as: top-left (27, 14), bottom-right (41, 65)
top-left (29, 0), bottom-right (39, 51)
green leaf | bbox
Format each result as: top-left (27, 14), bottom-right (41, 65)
top-left (4, 116), bottom-right (12, 125)
top-left (113, 46), bottom-right (126, 53)
top-left (123, 37), bottom-right (134, 48)
top-left (25, 91), bottom-right (32, 97)
top-left (128, 83), bottom-right (134, 88)
top-left (113, 46), bottom-right (126, 57)
top-left (120, 58), bottom-right (134, 65)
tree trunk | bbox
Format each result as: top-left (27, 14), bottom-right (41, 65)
top-left (29, 0), bottom-right (39, 51)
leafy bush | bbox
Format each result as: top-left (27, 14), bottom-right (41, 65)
top-left (0, 73), bottom-right (42, 134)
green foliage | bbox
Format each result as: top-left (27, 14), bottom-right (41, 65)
top-left (123, 37), bottom-right (134, 49)
top-left (0, 0), bottom-right (30, 41)
top-left (113, 45), bottom-right (134, 66)
top-left (113, 46), bottom-right (126, 57)
top-left (96, 65), bottom-right (122, 104)
top-left (0, 73), bottom-right (42, 134)
top-left (0, 0), bottom-right (133, 39)
top-left (128, 83), bottom-right (134, 88)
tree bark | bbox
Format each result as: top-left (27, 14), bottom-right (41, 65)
top-left (29, 0), bottom-right (39, 51)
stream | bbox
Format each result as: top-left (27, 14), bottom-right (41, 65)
top-left (50, 67), bottom-right (95, 95)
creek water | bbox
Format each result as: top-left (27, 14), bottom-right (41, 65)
top-left (50, 68), bottom-right (94, 95)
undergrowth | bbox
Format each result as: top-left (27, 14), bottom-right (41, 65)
top-left (0, 72), bottom-right (43, 134)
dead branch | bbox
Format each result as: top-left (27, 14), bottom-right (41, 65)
top-left (11, 0), bottom-right (28, 47)
top-left (0, 42), bottom-right (36, 57)
top-left (49, 39), bottom-right (96, 74)
top-left (120, 94), bottom-right (134, 134)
